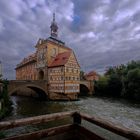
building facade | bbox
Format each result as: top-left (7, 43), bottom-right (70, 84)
top-left (15, 14), bottom-right (80, 100)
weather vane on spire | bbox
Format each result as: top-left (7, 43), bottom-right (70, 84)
top-left (50, 13), bottom-right (58, 38)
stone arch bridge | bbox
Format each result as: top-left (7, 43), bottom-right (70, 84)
top-left (8, 80), bottom-right (94, 99)
top-left (8, 80), bottom-right (48, 99)
top-left (80, 80), bottom-right (94, 95)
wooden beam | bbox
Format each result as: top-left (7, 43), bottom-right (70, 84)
top-left (75, 125), bottom-right (105, 140)
top-left (1, 111), bottom-right (140, 140)
top-left (0, 111), bottom-right (76, 130)
top-left (80, 113), bottom-right (140, 140)
top-left (2, 124), bottom-right (75, 140)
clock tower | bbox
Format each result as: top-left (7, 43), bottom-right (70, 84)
top-left (36, 39), bottom-right (47, 80)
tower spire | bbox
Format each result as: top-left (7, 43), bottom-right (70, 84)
top-left (53, 13), bottom-right (55, 22)
top-left (50, 13), bottom-right (58, 38)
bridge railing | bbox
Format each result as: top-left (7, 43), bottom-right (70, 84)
top-left (0, 111), bottom-right (140, 140)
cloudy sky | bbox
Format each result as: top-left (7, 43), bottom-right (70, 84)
top-left (0, 0), bottom-right (140, 79)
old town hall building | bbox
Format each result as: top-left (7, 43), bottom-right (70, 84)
top-left (15, 14), bottom-right (80, 100)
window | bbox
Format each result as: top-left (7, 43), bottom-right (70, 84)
top-left (61, 76), bottom-right (63, 80)
top-left (66, 68), bottom-right (68, 72)
top-left (77, 70), bottom-right (79, 73)
top-left (66, 77), bottom-right (68, 80)
top-left (50, 76), bottom-right (53, 80)
top-left (72, 69), bottom-right (74, 73)
top-left (61, 67), bottom-right (63, 72)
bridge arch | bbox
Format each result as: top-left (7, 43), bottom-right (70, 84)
top-left (80, 84), bottom-right (90, 96)
top-left (9, 84), bottom-right (47, 100)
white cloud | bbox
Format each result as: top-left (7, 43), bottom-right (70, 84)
top-left (0, 19), bottom-right (5, 33)
top-left (26, 0), bottom-right (46, 8)
top-left (0, 0), bottom-right (140, 79)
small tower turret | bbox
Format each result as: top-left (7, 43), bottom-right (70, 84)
top-left (50, 13), bottom-right (58, 38)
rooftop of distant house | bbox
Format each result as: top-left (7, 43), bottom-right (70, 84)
top-left (85, 71), bottom-right (99, 77)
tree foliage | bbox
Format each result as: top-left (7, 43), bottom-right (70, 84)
top-left (80, 71), bottom-right (86, 80)
top-left (0, 79), bottom-right (12, 119)
top-left (0, 74), bottom-right (2, 80)
top-left (108, 74), bottom-right (122, 97)
top-left (94, 76), bottom-right (108, 96)
top-left (123, 68), bottom-right (140, 99)
top-left (95, 60), bottom-right (140, 100)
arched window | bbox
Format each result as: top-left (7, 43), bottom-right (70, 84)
top-left (38, 70), bottom-right (44, 80)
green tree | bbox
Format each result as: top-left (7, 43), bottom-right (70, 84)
top-left (80, 71), bottom-right (85, 80)
top-left (105, 64), bottom-right (127, 78)
top-left (0, 79), bottom-right (12, 120)
top-left (2, 80), bottom-right (10, 106)
top-left (108, 74), bottom-right (122, 97)
top-left (95, 60), bottom-right (140, 100)
top-left (105, 67), bottom-right (115, 76)
top-left (0, 74), bottom-right (2, 81)
top-left (124, 68), bottom-right (140, 100)
top-left (94, 76), bottom-right (109, 96)
top-left (127, 60), bottom-right (140, 71)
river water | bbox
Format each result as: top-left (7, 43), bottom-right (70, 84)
top-left (3, 96), bottom-right (140, 139)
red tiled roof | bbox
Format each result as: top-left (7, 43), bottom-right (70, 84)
top-left (48, 51), bottom-right (71, 67)
top-left (85, 71), bottom-right (99, 77)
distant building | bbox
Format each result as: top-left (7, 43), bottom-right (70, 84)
top-left (85, 71), bottom-right (99, 81)
top-left (15, 13), bottom-right (80, 100)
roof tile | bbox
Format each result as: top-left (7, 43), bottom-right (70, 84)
top-left (48, 51), bottom-right (71, 67)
